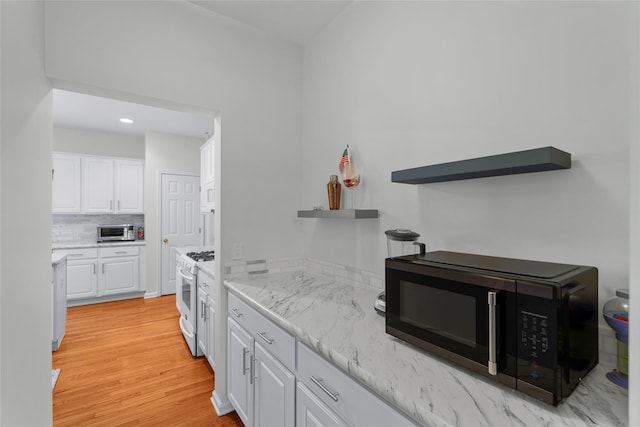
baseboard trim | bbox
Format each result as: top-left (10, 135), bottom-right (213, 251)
top-left (67, 291), bottom-right (145, 307)
top-left (211, 390), bottom-right (234, 416)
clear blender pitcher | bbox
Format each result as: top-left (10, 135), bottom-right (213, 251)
top-left (374, 229), bottom-right (426, 315)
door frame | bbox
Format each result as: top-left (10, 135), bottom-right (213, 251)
top-left (156, 169), bottom-right (200, 297)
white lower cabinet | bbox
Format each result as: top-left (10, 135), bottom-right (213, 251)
top-left (228, 318), bottom-right (254, 426)
top-left (198, 269), bottom-right (216, 367)
top-left (227, 291), bottom-right (416, 427)
top-left (228, 292), bottom-right (296, 427)
top-left (254, 341), bottom-right (295, 427)
top-left (64, 248), bottom-right (99, 299)
top-left (297, 343), bottom-right (417, 427)
top-left (54, 245), bottom-right (143, 303)
top-left (296, 382), bottom-right (348, 427)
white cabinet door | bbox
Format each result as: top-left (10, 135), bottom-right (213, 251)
top-left (206, 294), bottom-right (216, 369)
top-left (197, 287), bottom-right (207, 355)
top-left (67, 260), bottom-right (98, 300)
top-left (99, 256), bottom-right (139, 295)
top-left (114, 159), bottom-right (144, 213)
top-left (228, 318), bottom-right (254, 427)
top-left (296, 383), bottom-right (348, 427)
top-left (82, 157), bottom-right (114, 213)
top-left (254, 342), bottom-right (295, 427)
top-left (52, 153), bottom-right (81, 213)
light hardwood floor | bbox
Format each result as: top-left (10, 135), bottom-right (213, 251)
top-left (52, 295), bottom-right (243, 426)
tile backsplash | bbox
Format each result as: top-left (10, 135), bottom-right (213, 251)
top-left (52, 214), bottom-right (144, 244)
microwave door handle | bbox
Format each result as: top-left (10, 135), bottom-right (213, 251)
top-left (488, 290), bottom-right (498, 376)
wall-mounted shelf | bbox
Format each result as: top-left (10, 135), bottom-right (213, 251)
top-left (297, 209), bottom-right (379, 219)
top-left (391, 146), bottom-right (571, 184)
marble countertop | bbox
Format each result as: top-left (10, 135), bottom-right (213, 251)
top-left (52, 240), bottom-right (146, 250)
top-left (51, 252), bottom-right (67, 265)
top-left (225, 265), bottom-right (628, 427)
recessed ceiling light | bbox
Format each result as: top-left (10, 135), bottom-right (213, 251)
top-left (120, 118), bottom-right (134, 124)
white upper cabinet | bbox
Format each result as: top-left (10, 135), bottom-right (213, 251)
top-left (200, 137), bottom-right (215, 212)
top-left (52, 153), bottom-right (82, 213)
top-left (54, 153), bottom-right (144, 214)
top-left (114, 159), bottom-right (144, 213)
top-left (82, 156), bottom-right (115, 213)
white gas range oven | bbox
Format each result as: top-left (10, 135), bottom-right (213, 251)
top-left (176, 249), bottom-right (214, 357)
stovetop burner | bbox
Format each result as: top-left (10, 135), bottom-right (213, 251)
top-left (186, 250), bottom-right (215, 262)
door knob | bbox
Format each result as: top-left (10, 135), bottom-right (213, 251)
top-left (163, 238), bottom-right (168, 244)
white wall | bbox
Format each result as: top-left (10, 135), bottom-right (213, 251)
top-left (45, 1), bottom-right (303, 409)
top-left (144, 131), bottom-right (203, 297)
top-left (0, 1), bottom-right (53, 425)
top-left (302, 2), bottom-right (638, 423)
top-left (302, 1), bottom-right (635, 306)
top-left (53, 126), bottom-right (145, 159)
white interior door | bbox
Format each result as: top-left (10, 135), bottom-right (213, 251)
top-left (161, 173), bottom-right (201, 295)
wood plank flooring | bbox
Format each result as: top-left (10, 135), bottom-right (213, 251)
top-left (52, 295), bottom-right (243, 427)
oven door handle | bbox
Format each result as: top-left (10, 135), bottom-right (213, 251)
top-left (488, 290), bottom-right (498, 376)
top-left (177, 268), bottom-right (194, 283)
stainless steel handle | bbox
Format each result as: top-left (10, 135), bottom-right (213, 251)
top-left (67, 253), bottom-right (83, 257)
top-left (201, 301), bottom-right (204, 318)
top-left (250, 355), bottom-right (256, 385)
top-left (93, 263), bottom-right (96, 274)
top-left (115, 251), bottom-right (126, 254)
top-left (488, 290), bottom-right (498, 376)
top-left (118, 200), bottom-right (121, 210)
top-left (242, 348), bottom-right (249, 375)
top-left (256, 331), bottom-right (273, 345)
top-left (310, 376), bottom-right (339, 402)
top-left (102, 263), bottom-right (105, 274)
top-left (110, 200), bottom-right (113, 210)
top-left (231, 308), bottom-right (242, 318)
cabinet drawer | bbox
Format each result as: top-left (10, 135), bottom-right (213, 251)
top-left (99, 246), bottom-right (139, 257)
top-left (297, 343), bottom-right (416, 427)
top-left (228, 292), bottom-right (255, 331)
top-left (56, 247), bottom-right (98, 260)
top-left (228, 292), bottom-right (296, 371)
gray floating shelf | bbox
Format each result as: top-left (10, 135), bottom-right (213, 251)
top-left (297, 209), bottom-right (379, 219)
top-left (391, 146), bottom-right (571, 184)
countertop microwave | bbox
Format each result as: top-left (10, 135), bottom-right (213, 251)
top-left (97, 224), bottom-right (135, 242)
top-left (385, 251), bottom-right (598, 405)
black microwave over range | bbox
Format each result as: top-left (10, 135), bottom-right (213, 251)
top-left (385, 251), bottom-right (598, 406)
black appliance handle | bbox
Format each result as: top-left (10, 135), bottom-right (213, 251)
top-left (413, 241), bottom-right (426, 255)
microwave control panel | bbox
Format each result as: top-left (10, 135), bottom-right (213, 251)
top-left (516, 294), bottom-right (557, 391)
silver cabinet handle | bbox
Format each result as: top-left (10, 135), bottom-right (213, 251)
top-left (93, 263), bottom-right (96, 274)
top-left (110, 200), bottom-right (113, 210)
top-left (102, 263), bottom-right (105, 274)
top-left (256, 331), bottom-right (273, 345)
top-left (488, 290), bottom-right (498, 376)
top-left (115, 251), bottom-right (127, 254)
top-left (242, 348), bottom-right (249, 375)
top-left (118, 200), bottom-right (121, 210)
top-left (310, 376), bottom-right (339, 402)
top-left (231, 308), bottom-right (242, 318)
top-left (67, 253), bottom-right (83, 257)
top-left (250, 355), bottom-right (256, 385)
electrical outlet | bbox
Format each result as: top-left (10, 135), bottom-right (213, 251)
top-left (232, 242), bottom-right (243, 260)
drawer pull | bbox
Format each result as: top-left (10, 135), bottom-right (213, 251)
top-left (115, 251), bottom-right (127, 254)
top-left (231, 308), bottom-right (242, 318)
top-left (256, 331), bottom-right (273, 345)
top-left (67, 253), bottom-right (83, 257)
top-left (310, 376), bottom-right (339, 402)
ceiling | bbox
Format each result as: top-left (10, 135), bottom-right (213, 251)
top-left (191, 0), bottom-right (351, 46)
top-left (53, 1), bottom-right (350, 139)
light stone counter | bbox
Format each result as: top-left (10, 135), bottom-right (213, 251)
top-left (224, 260), bottom-right (628, 427)
top-left (52, 240), bottom-right (146, 250)
top-left (51, 252), bottom-right (67, 265)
